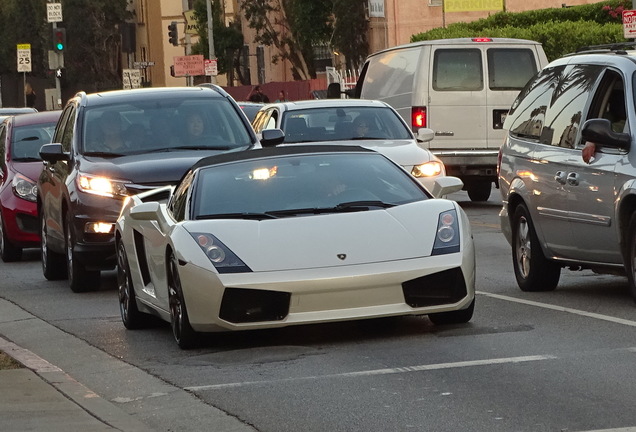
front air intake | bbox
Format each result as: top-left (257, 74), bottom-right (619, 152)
top-left (220, 288), bottom-right (291, 323)
top-left (402, 267), bottom-right (467, 308)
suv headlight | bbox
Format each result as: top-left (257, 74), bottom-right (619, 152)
top-left (431, 209), bottom-right (461, 255)
top-left (12, 173), bottom-right (37, 202)
top-left (77, 173), bottom-right (129, 198)
top-left (412, 161), bottom-right (443, 178)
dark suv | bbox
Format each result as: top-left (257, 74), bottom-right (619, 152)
top-left (498, 42), bottom-right (636, 302)
top-left (38, 86), bottom-right (263, 292)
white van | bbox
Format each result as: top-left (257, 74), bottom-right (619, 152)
top-left (339, 38), bottom-right (548, 201)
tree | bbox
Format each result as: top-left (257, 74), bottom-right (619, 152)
top-left (241, 0), bottom-right (332, 80)
top-left (330, 0), bottom-right (368, 71)
top-left (190, 0), bottom-right (246, 83)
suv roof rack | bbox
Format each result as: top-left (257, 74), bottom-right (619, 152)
top-left (575, 42), bottom-right (636, 54)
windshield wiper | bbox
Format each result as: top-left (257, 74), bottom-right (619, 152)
top-left (334, 200), bottom-right (396, 210)
top-left (266, 201), bottom-right (395, 217)
top-left (195, 212), bottom-right (279, 220)
top-left (173, 145), bottom-right (233, 151)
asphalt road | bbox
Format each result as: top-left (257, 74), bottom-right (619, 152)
top-left (1, 187), bottom-right (636, 432)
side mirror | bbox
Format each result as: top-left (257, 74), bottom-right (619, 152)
top-left (581, 118), bottom-right (630, 151)
top-left (416, 128), bottom-right (435, 143)
top-left (327, 83), bottom-right (342, 99)
top-left (129, 201), bottom-right (161, 221)
top-left (39, 143), bottom-right (70, 163)
top-left (260, 128), bottom-right (286, 147)
top-left (430, 176), bottom-right (463, 199)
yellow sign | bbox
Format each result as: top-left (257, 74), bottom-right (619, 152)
top-left (17, 43), bottom-right (31, 50)
top-left (183, 10), bottom-right (198, 35)
top-left (444, 0), bottom-right (504, 12)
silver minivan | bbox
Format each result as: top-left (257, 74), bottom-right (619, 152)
top-left (347, 38), bottom-right (548, 201)
top-left (498, 43), bottom-right (636, 302)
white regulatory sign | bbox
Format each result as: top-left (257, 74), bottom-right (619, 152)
top-left (624, 10), bottom-right (636, 39)
top-left (122, 69), bottom-right (142, 89)
top-left (47, 3), bottom-right (63, 23)
top-left (17, 44), bottom-right (32, 73)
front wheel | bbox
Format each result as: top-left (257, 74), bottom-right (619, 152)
top-left (511, 203), bottom-right (560, 292)
top-left (65, 213), bottom-right (99, 292)
top-left (117, 241), bottom-right (148, 328)
top-left (41, 212), bottom-right (66, 280)
top-left (168, 251), bottom-right (198, 349)
top-left (428, 298), bottom-right (475, 325)
top-left (0, 212), bottom-right (22, 262)
top-left (623, 213), bottom-right (636, 303)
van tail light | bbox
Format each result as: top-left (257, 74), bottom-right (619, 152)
top-left (472, 38), bottom-right (493, 42)
top-left (412, 106), bottom-right (427, 129)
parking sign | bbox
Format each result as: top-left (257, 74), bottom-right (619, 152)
top-left (624, 10), bottom-right (636, 38)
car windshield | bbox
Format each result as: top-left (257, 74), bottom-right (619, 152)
top-left (81, 98), bottom-right (253, 156)
top-left (10, 122), bottom-right (57, 161)
top-left (192, 152), bottom-right (428, 219)
top-left (280, 106), bottom-right (413, 143)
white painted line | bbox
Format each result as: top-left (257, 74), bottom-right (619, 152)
top-left (184, 354), bottom-right (556, 392)
top-left (477, 291), bottom-right (636, 327)
top-left (575, 428), bottom-right (636, 432)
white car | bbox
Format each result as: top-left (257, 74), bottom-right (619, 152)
top-left (116, 145), bottom-right (475, 348)
top-left (251, 99), bottom-right (447, 192)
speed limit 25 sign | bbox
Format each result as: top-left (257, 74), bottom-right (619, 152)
top-left (17, 43), bottom-right (32, 73)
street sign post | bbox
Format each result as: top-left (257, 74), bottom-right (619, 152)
top-left (624, 10), bottom-right (636, 38)
top-left (17, 44), bottom-right (32, 73)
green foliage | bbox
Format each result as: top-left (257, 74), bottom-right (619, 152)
top-left (411, 0), bottom-right (630, 61)
top-left (191, 0), bottom-right (244, 76)
top-left (331, 0), bottom-right (368, 70)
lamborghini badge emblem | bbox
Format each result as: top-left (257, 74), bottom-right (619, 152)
top-left (337, 254), bottom-right (346, 260)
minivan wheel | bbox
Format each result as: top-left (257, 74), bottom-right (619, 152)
top-left (466, 181), bottom-right (491, 202)
top-left (41, 213), bottom-right (66, 280)
top-left (65, 213), bottom-right (99, 292)
top-left (511, 203), bottom-right (560, 292)
top-left (624, 213), bottom-right (636, 303)
top-left (0, 212), bottom-right (22, 262)
top-left (168, 251), bottom-right (198, 349)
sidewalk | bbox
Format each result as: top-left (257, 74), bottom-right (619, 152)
top-left (0, 336), bottom-right (155, 432)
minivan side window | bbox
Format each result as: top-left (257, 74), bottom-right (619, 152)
top-left (507, 66), bottom-right (566, 140)
top-left (542, 64), bottom-right (603, 148)
top-left (362, 47), bottom-right (421, 99)
top-left (433, 49), bottom-right (482, 91)
top-left (487, 49), bottom-right (538, 90)
top-left (587, 69), bottom-right (627, 135)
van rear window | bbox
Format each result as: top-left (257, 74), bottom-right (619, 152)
top-left (432, 49), bottom-right (483, 91)
top-left (487, 49), bottom-right (538, 90)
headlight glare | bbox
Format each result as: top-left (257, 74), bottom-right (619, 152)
top-left (77, 174), bottom-right (129, 198)
top-left (412, 161), bottom-right (442, 178)
top-left (12, 173), bottom-right (37, 202)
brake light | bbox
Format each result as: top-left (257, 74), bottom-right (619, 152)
top-left (472, 38), bottom-right (493, 42)
top-left (412, 106), bottom-right (427, 129)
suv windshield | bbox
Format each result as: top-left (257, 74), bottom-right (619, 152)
top-left (82, 98), bottom-right (252, 155)
top-left (281, 106), bottom-right (412, 143)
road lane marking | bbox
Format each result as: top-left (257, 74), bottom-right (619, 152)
top-left (184, 354), bottom-right (556, 391)
top-left (477, 291), bottom-right (636, 327)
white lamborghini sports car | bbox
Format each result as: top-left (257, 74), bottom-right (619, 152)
top-left (115, 145), bottom-right (475, 348)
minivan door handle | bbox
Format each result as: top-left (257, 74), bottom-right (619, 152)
top-left (567, 172), bottom-right (579, 186)
top-left (555, 171), bottom-right (566, 184)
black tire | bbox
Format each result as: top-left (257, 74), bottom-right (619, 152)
top-left (466, 181), bottom-right (492, 202)
top-left (623, 213), bottom-right (636, 303)
top-left (168, 251), bottom-right (198, 349)
top-left (429, 298), bottom-right (475, 325)
top-left (40, 212), bottom-right (66, 280)
top-left (117, 241), bottom-right (148, 329)
top-left (65, 213), bottom-right (100, 293)
top-left (511, 203), bottom-right (560, 292)
top-left (0, 212), bottom-right (22, 262)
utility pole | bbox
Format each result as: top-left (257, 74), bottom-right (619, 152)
top-left (207, 0), bottom-right (217, 84)
top-left (182, 0), bottom-right (192, 86)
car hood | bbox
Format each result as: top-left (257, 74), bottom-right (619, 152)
top-left (81, 149), bottom-right (244, 185)
top-left (183, 199), bottom-right (456, 272)
top-left (10, 161), bottom-right (44, 182)
top-left (284, 139), bottom-right (433, 167)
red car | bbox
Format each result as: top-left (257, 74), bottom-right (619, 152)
top-left (0, 110), bottom-right (61, 261)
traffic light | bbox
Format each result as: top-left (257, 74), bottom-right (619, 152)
top-left (168, 21), bottom-right (178, 47)
top-left (52, 27), bottom-right (66, 52)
